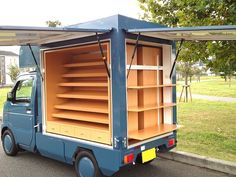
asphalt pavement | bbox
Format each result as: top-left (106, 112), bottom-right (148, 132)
top-left (0, 143), bottom-right (233, 177)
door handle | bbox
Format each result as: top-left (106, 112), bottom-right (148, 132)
top-left (26, 108), bottom-right (32, 114)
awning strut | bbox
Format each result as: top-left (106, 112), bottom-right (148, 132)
top-left (127, 32), bottom-right (141, 78)
top-left (170, 39), bottom-right (184, 78)
top-left (96, 32), bottom-right (110, 78)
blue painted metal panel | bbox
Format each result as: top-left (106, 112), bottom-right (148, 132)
top-left (4, 74), bottom-right (37, 151)
top-left (172, 42), bottom-right (177, 124)
top-left (19, 46), bottom-right (40, 68)
top-left (36, 133), bottom-right (65, 162)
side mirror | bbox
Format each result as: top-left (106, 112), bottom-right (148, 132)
top-left (7, 92), bottom-right (13, 101)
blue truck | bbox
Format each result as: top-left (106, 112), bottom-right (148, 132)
top-left (1, 15), bottom-right (236, 177)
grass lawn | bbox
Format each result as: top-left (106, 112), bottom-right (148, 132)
top-left (176, 99), bottom-right (236, 163)
top-left (0, 87), bottom-right (11, 114)
top-left (177, 77), bottom-right (236, 98)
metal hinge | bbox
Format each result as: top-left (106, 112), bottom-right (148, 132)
top-left (34, 123), bottom-right (42, 132)
top-left (114, 137), bottom-right (127, 149)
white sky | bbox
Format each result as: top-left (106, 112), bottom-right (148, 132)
top-left (0, 0), bottom-right (141, 54)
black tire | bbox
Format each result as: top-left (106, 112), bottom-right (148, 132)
top-left (75, 150), bottom-right (103, 177)
top-left (2, 130), bottom-right (18, 156)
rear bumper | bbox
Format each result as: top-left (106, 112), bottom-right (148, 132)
top-left (122, 132), bottom-right (177, 166)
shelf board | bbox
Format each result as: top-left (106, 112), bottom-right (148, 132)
top-left (128, 84), bottom-right (176, 89)
top-left (63, 61), bottom-right (104, 68)
top-left (62, 73), bottom-right (107, 78)
top-left (128, 105), bottom-right (158, 112)
top-left (158, 103), bottom-right (176, 108)
top-left (128, 124), bottom-right (177, 140)
top-left (54, 101), bottom-right (108, 114)
top-left (57, 91), bottom-right (108, 100)
top-left (128, 103), bottom-right (176, 112)
top-left (58, 82), bottom-right (108, 87)
top-left (52, 111), bottom-right (109, 124)
top-left (47, 120), bottom-right (109, 132)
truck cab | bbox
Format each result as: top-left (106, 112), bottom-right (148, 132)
top-left (1, 72), bottom-right (37, 154)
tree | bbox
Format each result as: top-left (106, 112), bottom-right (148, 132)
top-left (208, 41), bottom-right (236, 86)
top-left (7, 64), bottom-right (20, 83)
top-left (46, 20), bottom-right (62, 27)
top-left (138, 0), bottom-right (236, 99)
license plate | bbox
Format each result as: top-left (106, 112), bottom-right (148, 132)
top-left (141, 148), bottom-right (156, 163)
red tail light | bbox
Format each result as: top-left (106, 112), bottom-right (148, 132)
top-left (168, 139), bottom-right (175, 147)
top-left (124, 153), bottom-right (134, 164)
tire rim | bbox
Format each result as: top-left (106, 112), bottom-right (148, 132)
top-left (4, 134), bottom-right (13, 154)
top-left (78, 157), bottom-right (95, 177)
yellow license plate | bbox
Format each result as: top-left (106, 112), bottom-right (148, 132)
top-left (141, 148), bottom-right (156, 163)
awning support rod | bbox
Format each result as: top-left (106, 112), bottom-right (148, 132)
top-left (127, 32), bottom-right (141, 78)
top-left (28, 44), bottom-right (44, 81)
top-left (96, 32), bottom-right (110, 78)
top-left (170, 39), bottom-right (184, 78)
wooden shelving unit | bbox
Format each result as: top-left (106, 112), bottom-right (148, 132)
top-left (43, 42), bottom-right (111, 145)
top-left (126, 44), bottom-right (176, 145)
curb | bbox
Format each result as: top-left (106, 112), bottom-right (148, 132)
top-left (158, 150), bottom-right (236, 176)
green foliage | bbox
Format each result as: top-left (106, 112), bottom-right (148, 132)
top-left (0, 87), bottom-right (10, 114)
top-left (46, 20), bottom-right (62, 27)
top-left (7, 64), bottom-right (20, 83)
top-left (208, 41), bottom-right (236, 81)
top-left (138, 0), bottom-right (236, 80)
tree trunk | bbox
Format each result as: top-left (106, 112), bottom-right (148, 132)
top-left (224, 75), bottom-right (227, 82)
top-left (229, 75), bottom-right (231, 88)
top-left (185, 75), bottom-right (188, 102)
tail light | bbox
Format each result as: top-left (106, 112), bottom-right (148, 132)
top-left (124, 153), bottom-right (134, 164)
top-left (168, 139), bottom-right (175, 147)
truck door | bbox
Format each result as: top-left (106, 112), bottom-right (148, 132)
top-left (7, 75), bottom-right (36, 147)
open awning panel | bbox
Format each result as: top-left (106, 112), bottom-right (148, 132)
top-left (128, 25), bottom-right (236, 41)
top-left (0, 26), bottom-right (111, 46)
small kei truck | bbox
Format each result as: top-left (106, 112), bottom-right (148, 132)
top-left (1, 15), bottom-right (236, 177)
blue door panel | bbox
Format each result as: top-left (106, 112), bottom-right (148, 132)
top-left (7, 103), bottom-right (34, 146)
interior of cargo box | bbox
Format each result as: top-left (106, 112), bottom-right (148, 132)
top-left (126, 43), bottom-right (177, 145)
top-left (43, 42), bottom-right (111, 145)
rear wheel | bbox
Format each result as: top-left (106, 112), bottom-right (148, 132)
top-left (75, 151), bottom-right (103, 177)
top-left (2, 130), bottom-right (18, 156)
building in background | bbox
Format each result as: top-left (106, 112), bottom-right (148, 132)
top-left (0, 50), bottom-right (19, 86)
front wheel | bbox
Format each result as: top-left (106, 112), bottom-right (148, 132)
top-left (75, 151), bottom-right (103, 177)
top-left (2, 130), bottom-right (18, 156)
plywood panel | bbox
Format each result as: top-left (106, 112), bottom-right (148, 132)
top-left (129, 124), bottom-right (177, 140)
top-left (44, 42), bottom-right (111, 145)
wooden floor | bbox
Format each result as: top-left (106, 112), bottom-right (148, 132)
top-left (128, 124), bottom-right (177, 140)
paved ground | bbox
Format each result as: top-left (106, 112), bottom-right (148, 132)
top-left (0, 143), bottom-right (233, 177)
top-left (177, 92), bottom-right (236, 102)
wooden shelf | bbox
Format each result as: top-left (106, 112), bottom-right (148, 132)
top-left (58, 82), bottom-right (108, 87)
top-left (62, 73), bottom-right (107, 78)
top-left (128, 103), bottom-right (176, 112)
top-left (63, 61), bottom-right (104, 68)
top-left (158, 103), bottom-right (176, 108)
top-left (52, 111), bottom-right (109, 124)
top-left (57, 91), bottom-right (108, 100)
top-left (54, 101), bottom-right (108, 114)
top-left (128, 124), bottom-right (177, 140)
top-left (47, 120), bottom-right (109, 132)
top-left (128, 84), bottom-right (176, 89)
top-left (128, 105), bottom-right (158, 112)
